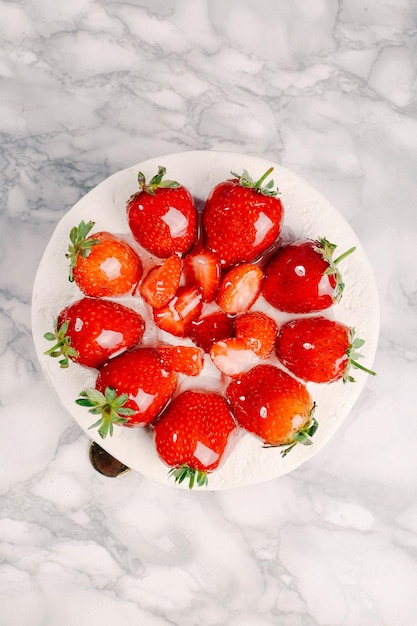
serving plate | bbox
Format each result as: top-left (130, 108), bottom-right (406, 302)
top-left (32, 151), bottom-right (379, 489)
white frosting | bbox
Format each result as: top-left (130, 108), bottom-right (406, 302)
top-left (31, 151), bottom-right (379, 490)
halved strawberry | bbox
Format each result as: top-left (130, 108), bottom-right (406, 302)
top-left (184, 248), bottom-right (221, 302)
top-left (210, 337), bottom-right (259, 378)
top-left (66, 221), bottom-right (143, 297)
top-left (157, 345), bottom-right (204, 376)
top-left (140, 255), bottom-right (183, 308)
top-left (187, 311), bottom-right (236, 353)
top-left (216, 263), bottom-right (264, 314)
top-left (235, 311), bottom-right (277, 359)
top-left (153, 286), bottom-right (203, 337)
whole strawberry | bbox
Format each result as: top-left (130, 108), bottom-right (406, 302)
top-left (77, 347), bottom-right (177, 437)
top-left (44, 297), bottom-right (145, 369)
top-left (127, 166), bottom-right (197, 258)
top-left (154, 390), bottom-right (237, 488)
top-left (275, 315), bottom-right (376, 383)
top-left (66, 220), bottom-right (142, 297)
top-left (227, 364), bottom-right (318, 456)
top-left (203, 167), bottom-right (284, 267)
top-left (262, 237), bottom-right (355, 313)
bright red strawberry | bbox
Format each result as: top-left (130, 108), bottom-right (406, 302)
top-left (153, 286), bottom-right (203, 337)
top-left (184, 248), bottom-right (221, 302)
top-left (275, 316), bottom-right (376, 383)
top-left (227, 364), bottom-right (317, 456)
top-left (203, 168), bottom-right (284, 267)
top-left (139, 254), bottom-right (183, 308)
top-left (44, 297), bottom-right (145, 369)
top-left (157, 345), bottom-right (204, 376)
top-left (153, 390), bottom-right (237, 488)
top-left (262, 237), bottom-right (355, 313)
top-left (126, 166), bottom-right (197, 258)
top-left (76, 347), bottom-right (177, 437)
top-left (187, 311), bottom-right (236, 353)
top-left (216, 263), bottom-right (264, 314)
top-left (66, 220), bottom-right (142, 297)
top-left (210, 337), bottom-right (259, 378)
top-left (234, 311), bottom-right (277, 359)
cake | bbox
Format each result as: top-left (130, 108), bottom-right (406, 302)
top-left (31, 151), bottom-right (379, 490)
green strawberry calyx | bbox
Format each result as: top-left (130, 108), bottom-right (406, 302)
top-left (230, 167), bottom-right (280, 197)
top-left (263, 404), bottom-right (318, 458)
top-left (168, 464), bottom-right (209, 489)
top-left (344, 328), bottom-right (377, 383)
top-left (138, 165), bottom-right (181, 196)
top-left (76, 386), bottom-right (136, 439)
top-left (315, 237), bottom-right (356, 303)
top-left (43, 320), bottom-right (78, 368)
top-left (66, 220), bottom-right (100, 282)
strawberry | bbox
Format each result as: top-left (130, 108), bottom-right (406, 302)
top-left (153, 286), bottom-right (203, 337)
top-left (66, 220), bottom-right (142, 297)
top-left (157, 345), bottom-right (204, 376)
top-left (210, 337), bottom-right (259, 378)
top-left (234, 311), bottom-right (277, 359)
top-left (153, 390), bottom-right (237, 488)
top-left (44, 297), bottom-right (145, 369)
top-left (187, 311), bottom-right (236, 353)
top-left (184, 248), bottom-right (221, 302)
top-left (77, 347), bottom-right (177, 437)
top-left (203, 167), bottom-right (284, 267)
top-left (216, 263), bottom-right (264, 314)
top-left (139, 254), bottom-right (183, 308)
top-left (126, 166), bottom-right (197, 258)
top-left (227, 364), bottom-right (318, 456)
top-left (262, 237), bottom-right (355, 313)
top-left (275, 315), bottom-right (376, 383)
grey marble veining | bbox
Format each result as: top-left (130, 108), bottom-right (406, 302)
top-left (1, 1), bottom-right (417, 624)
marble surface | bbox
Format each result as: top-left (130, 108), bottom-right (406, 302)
top-left (1, 0), bottom-right (416, 624)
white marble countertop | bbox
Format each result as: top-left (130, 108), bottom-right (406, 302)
top-left (1, 1), bottom-right (416, 624)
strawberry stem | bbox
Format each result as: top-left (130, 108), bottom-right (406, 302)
top-left (138, 166), bottom-right (180, 196)
top-left (168, 465), bottom-right (208, 489)
top-left (66, 220), bottom-right (100, 282)
top-left (343, 328), bottom-right (377, 383)
top-left (44, 320), bottom-right (78, 368)
top-left (333, 246), bottom-right (356, 265)
top-left (76, 386), bottom-right (136, 438)
top-left (231, 167), bottom-right (279, 197)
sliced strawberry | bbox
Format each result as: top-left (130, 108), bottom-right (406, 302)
top-left (187, 311), bottom-right (236, 352)
top-left (153, 286), bottom-right (203, 337)
top-left (157, 345), bottom-right (204, 376)
top-left (140, 255), bottom-right (183, 308)
top-left (235, 311), bottom-right (277, 359)
top-left (210, 337), bottom-right (259, 378)
top-left (216, 263), bottom-right (264, 314)
top-left (184, 249), bottom-right (221, 302)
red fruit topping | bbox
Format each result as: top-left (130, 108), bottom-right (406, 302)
top-left (67, 221), bottom-right (142, 297)
top-left (91, 348), bottom-right (177, 432)
top-left (227, 364), bottom-right (318, 455)
top-left (234, 311), bottom-right (277, 359)
top-left (153, 286), bottom-right (203, 337)
top-left (210, 337), bottom-right (259, 378)
top-left (126, 166), bottom-right (197, 258)
top-left (154, 390), bottom-right (237, 488)
top-left (140, 255), bottom-right (183, 308)
top-left (157, 345), bottom-right (204, 376)
top-left (216, 263), bottom-right (264, 314)
top-left (262, 237), bottom-right (355, 313)
top-left (184, 248), bottom-right (221, 302)
top-left (188, 311), bottom-right (236, 353)
top-left (44, 297), bottom-right (145, 369)
top-left (275, 316), bottom-right (376, 384)
top-left (204, 168), bottom-right (284, 267)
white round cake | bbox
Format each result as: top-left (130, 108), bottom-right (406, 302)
top-left (31, 151), bottom-right (379, 490)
